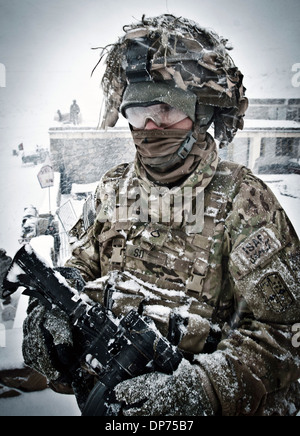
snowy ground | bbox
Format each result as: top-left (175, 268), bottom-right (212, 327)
top-left (0, 146), bottom-right (299, 416)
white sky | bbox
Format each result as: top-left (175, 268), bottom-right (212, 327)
top-left (0, 0), bottom-right (299, 148)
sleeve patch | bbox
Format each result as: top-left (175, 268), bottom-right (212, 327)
top-left (258, 273), bottom-right (295, 313)
top-left (230, 226), bottom-right (284, 280)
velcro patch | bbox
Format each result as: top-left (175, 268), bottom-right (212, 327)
top-left (257, 273), bottom-right (295, 313)
top-left (230, 226), bottom-right (283, 280)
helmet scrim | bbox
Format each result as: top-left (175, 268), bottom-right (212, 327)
top-left (95, 14), bottom-right (248, 146)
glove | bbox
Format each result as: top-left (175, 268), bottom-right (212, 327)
top-left (114, 359), bottom-right (215, 416)
top-left (22, 298), bottom-right (74, 382)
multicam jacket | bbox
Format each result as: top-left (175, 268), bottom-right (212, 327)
top-left (66, 158), bottom-right (300, 416)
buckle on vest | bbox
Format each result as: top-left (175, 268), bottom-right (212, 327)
top-left (186, 271), bottom-right (204, 293)
top-left (111, 238), bottom-right (125, 266)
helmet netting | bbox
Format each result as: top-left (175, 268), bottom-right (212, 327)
top-left (94, 14), bottom-right (248, 145)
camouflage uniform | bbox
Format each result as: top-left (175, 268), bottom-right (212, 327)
top-left (23, 15), bottom-right (300, 415)
top-left (65, 150), bottom-right (300, 415)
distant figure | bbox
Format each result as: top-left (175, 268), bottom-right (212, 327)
top-left (70, 100), bottom-right (80, 125)
top-left (55, 110), bottom-right (70, 123)
top-left (57, 110), bottom-right (63, 122)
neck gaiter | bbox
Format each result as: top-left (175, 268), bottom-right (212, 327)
top-left (132, 128), bottom-right (218, 186)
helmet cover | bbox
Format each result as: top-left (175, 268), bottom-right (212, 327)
top-left (95, 14), bottom-right (248, 146)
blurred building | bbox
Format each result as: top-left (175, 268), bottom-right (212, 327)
top-left (49, 99), bottom-right (300, 192)
top-left (246, 98), bottom-right (300, 122)
top-left (221, 99), bottom-right (300, 174)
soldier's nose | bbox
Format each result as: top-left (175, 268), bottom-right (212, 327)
top-left (144, 120), bottom-right (164, 130)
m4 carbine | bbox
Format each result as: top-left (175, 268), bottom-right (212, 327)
top-left (2, 244), bottom-right (182, 416)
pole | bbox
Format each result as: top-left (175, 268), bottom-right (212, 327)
top-left (48, 186), bottom-right (51, 215)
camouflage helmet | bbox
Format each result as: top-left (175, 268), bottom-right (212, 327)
top-left (97, 14), bottom-right (248, 146)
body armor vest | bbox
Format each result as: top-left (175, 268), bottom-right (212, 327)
top-left (90, 160), bottom-right (245, 354)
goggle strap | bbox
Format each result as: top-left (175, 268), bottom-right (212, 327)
top-left (126, 38), bottom-right (152, 84)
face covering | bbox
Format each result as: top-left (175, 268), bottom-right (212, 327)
top-left (132, 128), bottom-right (218, 186)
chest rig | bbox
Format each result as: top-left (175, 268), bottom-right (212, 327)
top-left (89, 160), bottom-right (246, 354)
top-left (95, 160), bottom-right (244, 303)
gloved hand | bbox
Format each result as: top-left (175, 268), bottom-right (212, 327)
top-left (22, 298), bottom-right (74, 382)
top-left (114, 359), bottom-right (214, 416)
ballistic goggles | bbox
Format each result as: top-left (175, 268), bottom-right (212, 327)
top-left (124, 103), bottom-right (190, 129)
top-left (120, 82), bottom-right (197, 123)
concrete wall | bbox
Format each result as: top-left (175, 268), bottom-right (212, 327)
top-left (49, 126), bottom-right (134, 193)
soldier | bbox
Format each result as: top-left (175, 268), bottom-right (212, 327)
top-left (23, 15), bottom-right (300, 416)
top-left (70, 100), bottom-right (80, 125)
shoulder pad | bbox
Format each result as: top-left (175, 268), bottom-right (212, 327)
top-left (216, 160), bottom-right (245, 176)
top-left (100, 162), bottom-right (132, 184)
top-left (96, 162), bottom-right (133, 197)
top-left (209, 160), bottom-right (248, 200)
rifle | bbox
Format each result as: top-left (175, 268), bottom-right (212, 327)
top-left (2, 244), bottom-right (182, 416)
